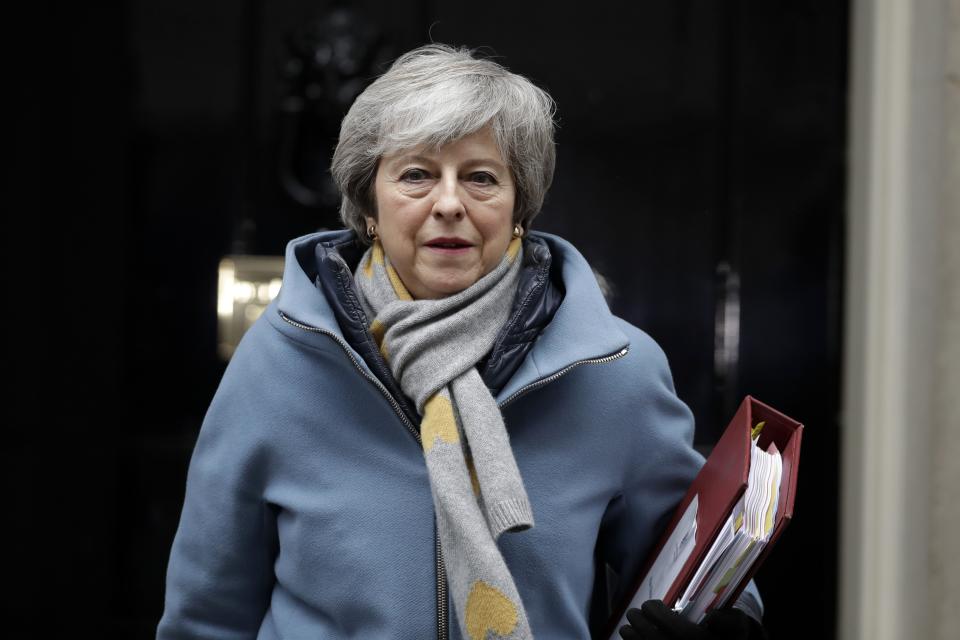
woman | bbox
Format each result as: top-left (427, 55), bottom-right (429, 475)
top-left (158, 44), bottom-right (766, 640)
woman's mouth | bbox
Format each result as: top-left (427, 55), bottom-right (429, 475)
top-left (424, 237), bottom-right (474, 254)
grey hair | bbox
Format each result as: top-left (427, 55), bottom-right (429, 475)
top-left (331, 43), bottom-right (557, 242)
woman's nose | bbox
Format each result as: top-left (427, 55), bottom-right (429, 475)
top-left (431, 174), bottom-right (465, 220)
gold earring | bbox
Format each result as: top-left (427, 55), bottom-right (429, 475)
top-left (513, 223), bottom-right (523, 238)
top-left (367, 223), bottom-right (378, 241)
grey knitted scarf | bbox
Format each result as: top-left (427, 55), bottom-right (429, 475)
top-left (353, 238), bottom-right (535, 640)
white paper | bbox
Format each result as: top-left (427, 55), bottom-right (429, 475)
top-left (676, 495), bottom-right (744, 610)
top-left (608, 495), bottom-right (698, 638)
top-left (679, 438), bottom-right (784, 623)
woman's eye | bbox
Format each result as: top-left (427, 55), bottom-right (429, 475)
top-left (399, 168), bottom-right (430, 182)
top-left (470, 172), bottom-right (497, 186)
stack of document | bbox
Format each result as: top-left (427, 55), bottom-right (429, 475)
top-left (605, 396), bottom-right (802, 639)
top-left (674, 424), bottom-right (782, 622)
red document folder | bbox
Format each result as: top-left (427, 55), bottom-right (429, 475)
top-left (605, 396), bottom-right (803, 636)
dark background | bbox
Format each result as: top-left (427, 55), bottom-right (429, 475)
top-left (12, 1), bottom-right (846, 637)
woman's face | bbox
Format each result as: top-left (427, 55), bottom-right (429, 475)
top-left (368, 127), bottom-right (516, 300)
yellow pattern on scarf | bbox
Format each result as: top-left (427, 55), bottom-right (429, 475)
top-left (465, 580), bottom-right (518, 640)
top-left (369, 319), bottom-right (388, 360)
top-left (363, 241), bottom-right (384, 279)
top-left (421, 394), bottom-right (459, 453)
top-left (506, 237), bottom-right (521, 262)
top-left (386, 263), bottom-right (413, 301)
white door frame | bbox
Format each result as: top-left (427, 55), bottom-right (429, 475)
top-left (841, 1), bottom-right (948, 638)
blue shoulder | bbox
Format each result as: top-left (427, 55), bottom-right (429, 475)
top-left (611, 317), bottom-right (680, 395)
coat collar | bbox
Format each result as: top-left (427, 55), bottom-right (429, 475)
top-left (275, 230), bottom-right (629, 404)
top-left (275, 230), bottom-right (348, 337)
top-left (493, 232), bottom-right (629, 403)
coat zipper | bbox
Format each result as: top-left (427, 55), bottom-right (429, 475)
top-left (278, 309), bottom-right (628, 639)
top-left (280, 311), bottom-right (452, 637)
top-left (436, 526), bottom-right (448, 640)
top-left (278, 310), bottom-right (420, 442)
top-left (498, 347), bottom-right (630, 409)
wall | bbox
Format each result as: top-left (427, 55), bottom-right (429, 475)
top-left (841, 0), bottom-right (960, 637)
top-left (931, 1), bottom-right (960, 636)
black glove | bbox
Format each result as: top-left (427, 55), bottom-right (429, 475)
top-left (618, 600), bottom-right (768, 640)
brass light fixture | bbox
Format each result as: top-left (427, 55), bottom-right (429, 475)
top-left (217, 255), bottom-right (284, 360)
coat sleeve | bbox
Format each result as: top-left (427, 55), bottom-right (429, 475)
top-left (595, 329), bottom-right (763, 625)
top-left (157, 341), bottom-right (279, 639)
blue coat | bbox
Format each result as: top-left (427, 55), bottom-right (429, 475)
top-left (158, 230), bottom-right (762, 639)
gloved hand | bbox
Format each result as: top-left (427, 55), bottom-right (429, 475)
top-left (618, 600), bottom-right (768, 640)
